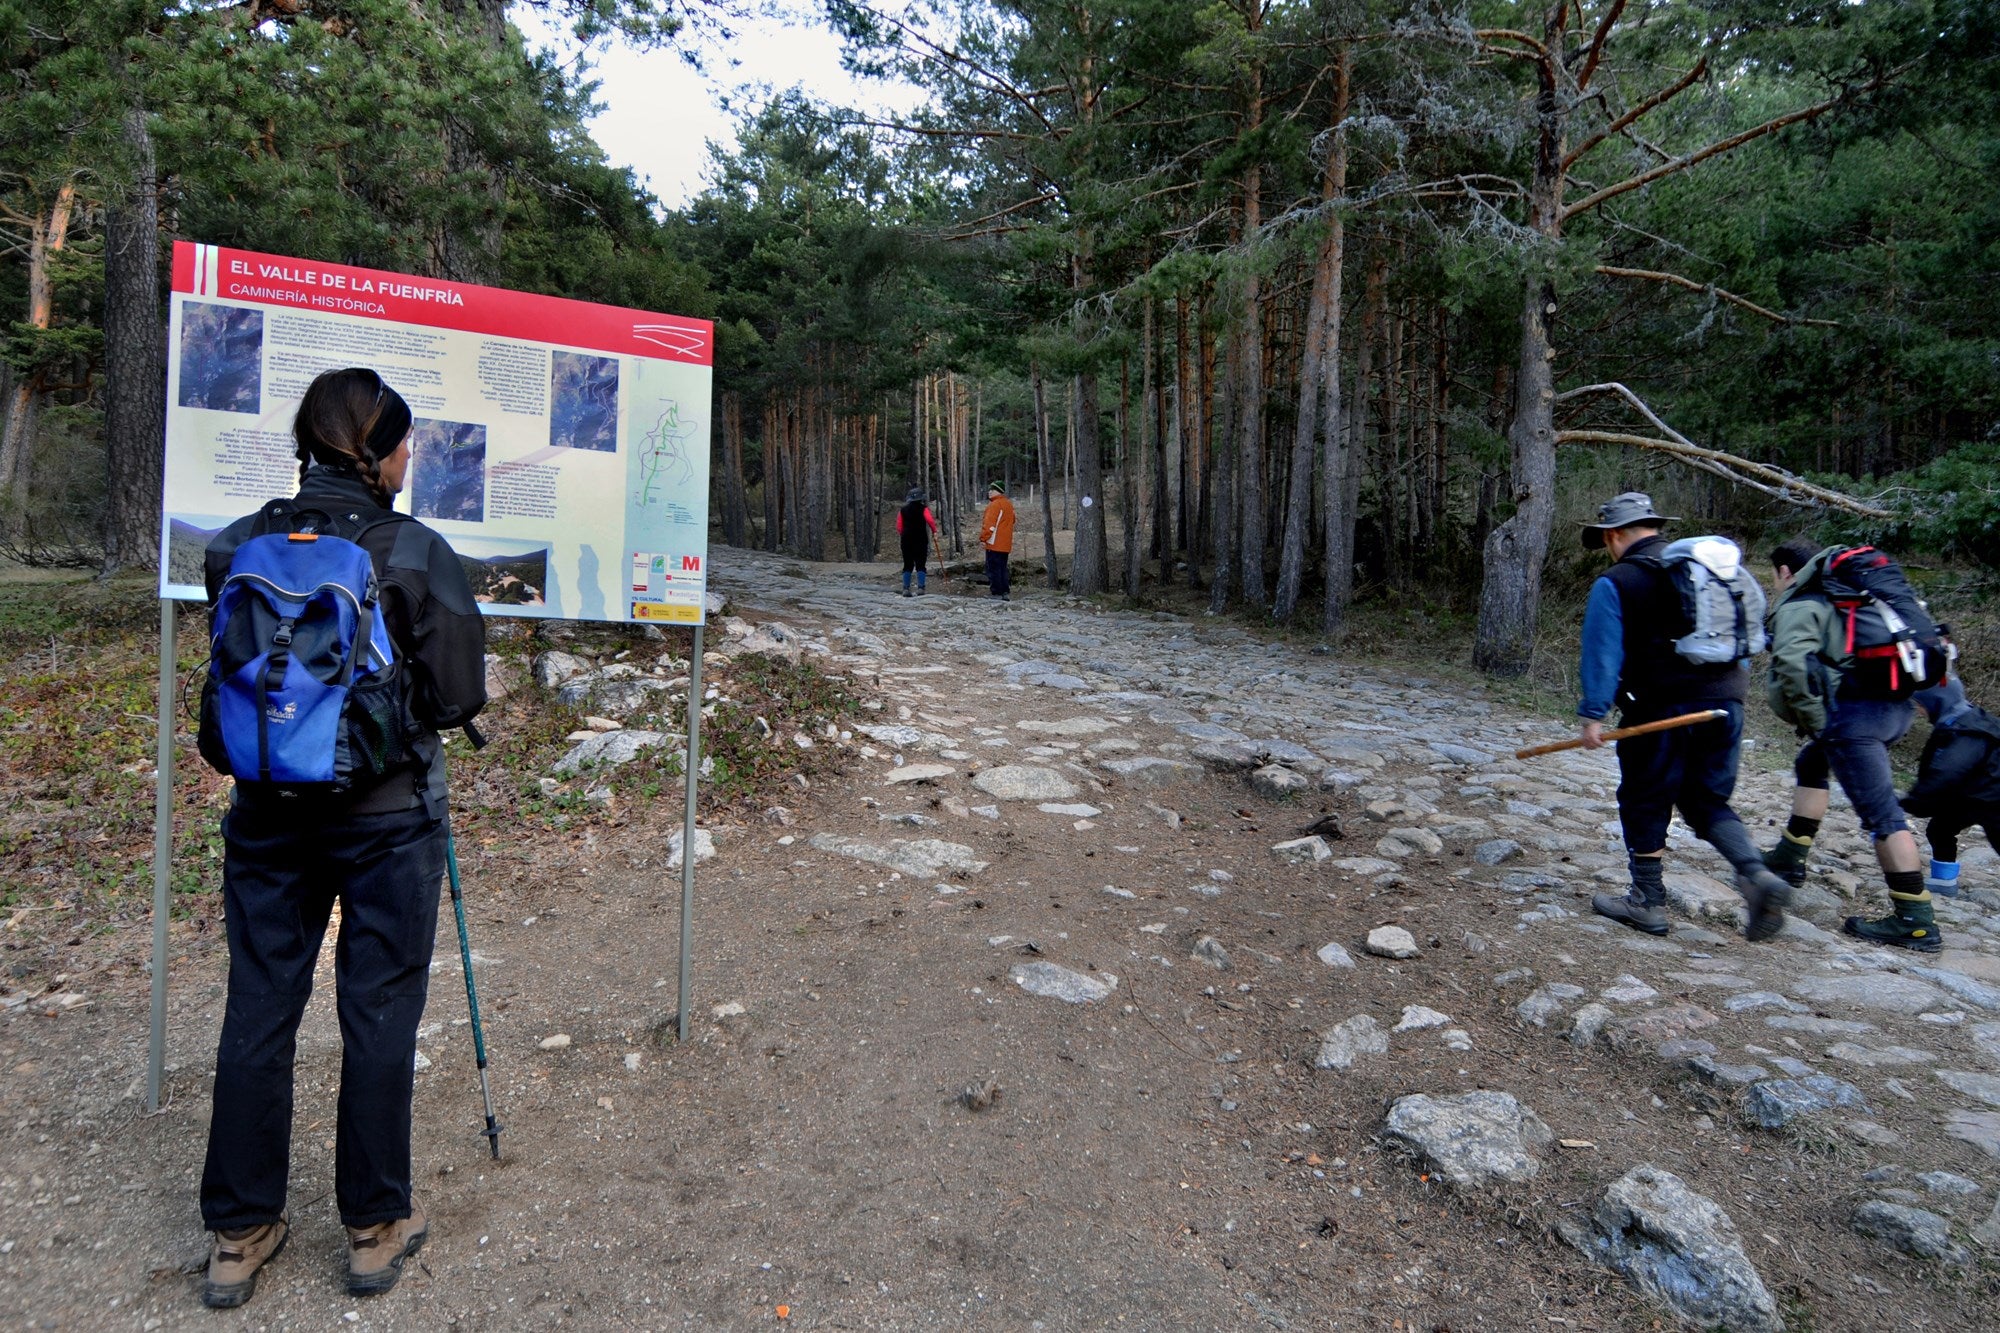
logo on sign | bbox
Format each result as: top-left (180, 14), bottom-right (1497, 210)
top-left (681, 556), bottom-right (702, 572)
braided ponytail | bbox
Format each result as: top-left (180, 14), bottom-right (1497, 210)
top-left (292, 368), bottom-right (411, 510)
top-left (352, 448), bottom-right (392, 509)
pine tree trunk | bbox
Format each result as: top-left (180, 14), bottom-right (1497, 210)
top-left (1152, 298), bottom-right (1173, 569)
top-left (1207, 316), bottom-right (1239, 615)
top-left (1121, 346), bottom-right (1141, 596)
top-left (1327, 251), bottom-right (1385, 634)
top-left (1193, 312), bottom-right (1216, 591)
top-left (1173, 293), bottom-right (1192, 566)
top-left (1233, 63), bottom-right (1267, 609)
top-left (102, 110), bottom-right (165, 574)
top-left (1276, 46), bottom-right (1350, 623)
top-left (1069, 371), bottom-right (1108, 594)
top-left (1377, 303), bottom-right (1404, 589)
top-left (1474, 4), bottom-right (1570, 677)
top-left (1032, 363), bottom-right (1059, 588)
top-left (1, 180), bottom-right (78, 530)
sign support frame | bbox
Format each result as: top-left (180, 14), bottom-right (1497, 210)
top-left (147, 600), bottom-right (176, 1113)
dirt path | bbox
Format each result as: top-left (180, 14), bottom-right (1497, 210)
top-left (5, 548), bottom-right (2000, 1330)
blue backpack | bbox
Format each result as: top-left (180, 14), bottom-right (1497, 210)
top-left (198, 501), bottom-right (413, 789)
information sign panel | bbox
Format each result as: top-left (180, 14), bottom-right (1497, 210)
top-left (160, 241), bottom-right (712, 623)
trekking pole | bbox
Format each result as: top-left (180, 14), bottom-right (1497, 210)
top-left (445, 832), bottom-right (503, 1160)
top-left (1514, 708), bottom-right (1729, 760)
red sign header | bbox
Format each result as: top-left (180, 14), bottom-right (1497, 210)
top-left (172, 241), bottom-right (712, 366)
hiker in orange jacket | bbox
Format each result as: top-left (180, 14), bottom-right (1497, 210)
top-left (980, 480), bottom-right (1016, 600)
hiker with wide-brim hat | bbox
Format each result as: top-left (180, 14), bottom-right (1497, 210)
top-left (1574, 491), bottom-right (1792, 940)
top-left (195, 368), bottom-right (487, 1308)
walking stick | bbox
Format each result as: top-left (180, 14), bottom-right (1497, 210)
top-left (1514, 708), bottom-right (1729, 760)
top-left (445, 832), bottom-right (503, 1160)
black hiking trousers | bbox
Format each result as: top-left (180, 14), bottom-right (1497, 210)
top-left (200, 793), bottom-right (445, 1231)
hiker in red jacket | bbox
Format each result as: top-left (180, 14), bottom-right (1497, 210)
top-left (896, 488), bottom-right (938, 597)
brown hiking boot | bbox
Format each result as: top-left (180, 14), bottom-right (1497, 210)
top-left (346, 1203), bottom-right (428, 1296)
top-left (202, 1218), bottom-right (288, 1308)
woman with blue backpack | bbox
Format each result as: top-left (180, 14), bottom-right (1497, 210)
top-left (195, 368), bottom-right (486, 1308)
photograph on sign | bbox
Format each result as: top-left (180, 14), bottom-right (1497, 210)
top-left (158, 242), bottom-right (713, 625)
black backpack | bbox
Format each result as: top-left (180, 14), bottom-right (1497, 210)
top-left (1818, 546), bottom-right (1953, 699)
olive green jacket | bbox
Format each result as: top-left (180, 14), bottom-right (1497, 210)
top-left (1766, 546), bottom-right (1845, 737)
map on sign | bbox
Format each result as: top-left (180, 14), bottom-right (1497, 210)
top-left (159, 242), bottom-right (713, 624)
top-left (634, 400), bottom-right (698, 507)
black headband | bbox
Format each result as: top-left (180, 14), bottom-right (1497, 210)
top-left (363, 372), bottom-right (413, 460)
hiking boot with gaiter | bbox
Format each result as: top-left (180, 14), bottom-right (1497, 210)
top-left (347, 1204), bottom-right (428, 1296)
top-left (202, 1218), bottom-right (288, 1308)
top-left (1761, 832), bottom-right (1812, 888)
top-left (1592, 887), bottom-right (1668, 936)
top-left (1842, 891), bottom-right (1943, 953)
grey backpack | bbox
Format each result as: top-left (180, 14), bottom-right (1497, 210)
top-left (1659, 536), bottom-right (1768, 664)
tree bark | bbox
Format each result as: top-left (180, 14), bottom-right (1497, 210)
top-left (1277, 45), bottom-right (1350, 623)
top-left (1327, 250), bottom-right (1384, 636)
top-left (102, 109), bottom-right (165, 574)
top-left (1207, 311), bottom-right (1239, 616)
top-left (1032, 362), bottom-right (1059, 588)
top-left (1069, 370), bottom-right (1107, 593)
top-left (1233, 37), bottom-right (1268, 609)
top-left (1474, 3), bottom-right (1569, 677)
top-left (0, 180), bottom-right (79, 525)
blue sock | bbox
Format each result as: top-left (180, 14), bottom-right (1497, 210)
top-left (1928, 860), bottom-right (1961, 896)
top-left (902, 572), bottom-right (911, 591)
top-left (917, 570), bottom-right (926, 590)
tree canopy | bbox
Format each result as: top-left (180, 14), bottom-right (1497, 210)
top-left (3, 0), bottom-right (1994, 675)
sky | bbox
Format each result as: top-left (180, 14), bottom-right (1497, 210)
top-left (513, 5), bottom-right (925, 210)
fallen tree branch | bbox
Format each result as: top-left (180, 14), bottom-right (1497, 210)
top-left (1554, 381), bottom-right (1890, 518)
top-left (1594, 265), bottom-right (1842, 327)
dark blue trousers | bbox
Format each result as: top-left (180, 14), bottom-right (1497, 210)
top-left (1616, 701), bottom-right (1747, 856)
top-left (985, 548), bottom-right (1011, 598)
top-left (200, 795), bottom-right (445, 1230)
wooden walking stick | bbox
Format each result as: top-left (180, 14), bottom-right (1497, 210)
top-left (1514, 709), bottom-right (1729, 760)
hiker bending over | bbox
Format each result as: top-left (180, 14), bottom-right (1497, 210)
top-left (980, 480), bottom-right (1016, 600)
top-left (196, 368), bottom-right (486, 1307)
top-left (1574, 492), bottom-right (1791, 941)
top-left (1763, 538), bottom-right (1955, 951)
top-left (1904, 678), bottom-right (2000, 901)
top-left (897, 487), bottom-right (938, 596)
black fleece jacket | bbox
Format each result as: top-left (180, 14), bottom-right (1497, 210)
top-left (1903, 706), bottom-right (2000, 817)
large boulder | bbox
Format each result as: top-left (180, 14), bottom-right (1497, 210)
top-left (1383, 1092), bottom-right (1551, 1188)
top-left (1561, 1165), bottom-right (1783, 1333)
